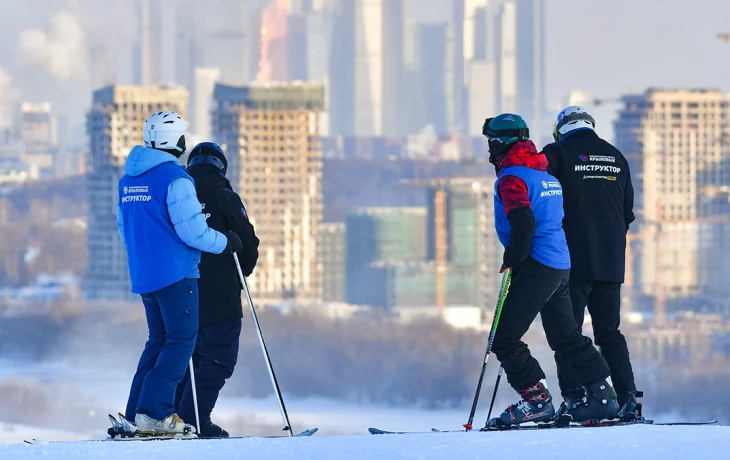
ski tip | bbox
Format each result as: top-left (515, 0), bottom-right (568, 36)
top-left (368, 428), bottom-right (400, 435)
top-left (297, 428), bottom-right (318, 436)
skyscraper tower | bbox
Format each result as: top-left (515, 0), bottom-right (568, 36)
top-left (329, 0), bottom-right (404, 137)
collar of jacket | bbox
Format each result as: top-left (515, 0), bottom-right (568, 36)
top-left (186, 164), bottom-right (232, 194)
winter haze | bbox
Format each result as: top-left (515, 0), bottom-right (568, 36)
top-left (0, 0), bottom-right (729, 453)
top-left (0, 0), bottom-right (727, 140)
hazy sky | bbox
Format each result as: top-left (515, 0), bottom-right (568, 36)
top-left (0, 0), bottom-right (729, 142)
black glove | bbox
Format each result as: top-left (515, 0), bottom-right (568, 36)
top-left (224, 230), bottom-right (243, 254)
top-left (502, 245), bottom-right (526, 272)
top-left (501, 206), bottom-right (535, 272)
top-left (242, 265), bottom-right (254, 277)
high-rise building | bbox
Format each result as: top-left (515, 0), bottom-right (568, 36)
top-left (19, 102), bottom-right (57, 179)
top-left (192, 67), bottom-right (221, 140)
top-left (446, 0), bottom-right (466, 133)
top-left (464, 0), bottom-right (488, 63)
top-left (329, 0), bottom-right (403, 137)
top-left (135, 0), bottom-right (162, 85)
top-left (614, 88), bottom-right (730, 317)
top-left (306, 11), bottom-right (336, 83)
top-left (196, 0), bottom-right (257, 84)
top-left (515, 0), bottom-right (546, 144)
top-left (256, 0), bottom-right (310, 82)
top-left (212, 82), bottom-right (326, 303)
top-left (85, 85), bottom-right (189, 301)
top-left (467, 60), bottom-right (497, 135)
top-left (496, 0), bottom-right (546, 143)
top-left (498, 1), bottom-right (517, 114)
top-left (319, 222), bottom-right (346, 302)
top-left (382, 0), bottom-right (404, 137)
top-left (353, 0), bottom-right (384, 136)
top-left (345, 207), bottom-right (428, 307)
top-left (344, 178), bottom-right (502, 310)
top-left (426, 177), bottom-right (501, 311)
top-left (20, 103), bottom-right (57, 155)
top-left (175, 0), bottom-right (200, 91)
top-left (417, 23), bottom-right (448, 134)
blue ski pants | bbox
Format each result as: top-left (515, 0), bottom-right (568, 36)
top-left (125, 278), bottom-right (199, 421)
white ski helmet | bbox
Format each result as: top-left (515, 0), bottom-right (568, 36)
top-left (143, 111), bottom-right (188, 155)
top-left (553, 106), bottom-right (596, 141)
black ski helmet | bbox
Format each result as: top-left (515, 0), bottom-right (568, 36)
top-left (187, 142), bottom-right (228, 176)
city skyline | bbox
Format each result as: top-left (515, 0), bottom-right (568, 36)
top-left (0, 0), bottom-right (728, 146)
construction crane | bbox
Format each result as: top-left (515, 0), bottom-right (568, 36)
top-left (404, 177), bottom-right (450, 310)
top-left (626, 202), bottom-right (730, 327)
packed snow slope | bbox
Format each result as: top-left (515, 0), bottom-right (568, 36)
top-left (2, 425), bottom-right (729, 460)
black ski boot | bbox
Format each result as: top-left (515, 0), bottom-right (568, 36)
top-left (198, 421), bottom-right (229, 438)
top-left (566, 378), bottom-right (619, 423)
top-left (553, 390), bottom-right (585, 420)
top-left (488, 380), bottom-right (555, 429)
top-left (617, 391), bottom-right (644, 421)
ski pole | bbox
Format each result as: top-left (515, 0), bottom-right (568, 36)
top-left (463, 268), bottom-right (512, 431)
top-left (233, 254), bottom-right (294, 436)
top-left (484, 367), bottom-right (504, 428)
top-left (188, 357), bottom-right (201, 433)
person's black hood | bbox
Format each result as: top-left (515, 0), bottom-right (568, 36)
top-left (186, 163), bottom-right (232, 195)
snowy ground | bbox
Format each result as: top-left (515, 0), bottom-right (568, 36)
top-left (1, 425), bottom-right (728, 460)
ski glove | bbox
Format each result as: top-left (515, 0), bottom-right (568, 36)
top-left (502, 206), bottom-right (535, 271)
top-left (224, 230), bottom-right (243, 254)
top-left (502, 245), bottom-right (526, 272)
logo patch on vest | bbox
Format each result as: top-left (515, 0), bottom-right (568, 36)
top-left (121, 185), bottom-right (152, 203)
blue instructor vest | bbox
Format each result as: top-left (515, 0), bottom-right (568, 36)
top-left (119, 163), bottom-right (201, 294)
top-left (494, 166), bottom-right (571, 270)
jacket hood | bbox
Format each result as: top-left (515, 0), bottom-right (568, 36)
top-left (497, 141), bottom-right (548, 172)
top-left (186, 163), bottom-right (232, 194)
top-left (124, 146), bottom-right (180, 176)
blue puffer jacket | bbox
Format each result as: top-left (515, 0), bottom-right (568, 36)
top-left (117, 146), bottom-right (228, 293)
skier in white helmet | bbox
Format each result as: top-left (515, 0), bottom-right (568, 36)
top-left (115, 111), bottom-right (244, 438)
top-left (541, 106), bottom-right (640, 422)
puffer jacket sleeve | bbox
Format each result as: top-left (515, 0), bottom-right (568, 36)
top-left (167, 177), bottom-right (228, 254)
top-left (116, 204), bottom-right (126, 245)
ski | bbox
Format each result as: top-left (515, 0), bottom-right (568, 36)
top-left (368, 419), bottom-right (717, 435)
top-left (25, 428), bottom-right (318, 444)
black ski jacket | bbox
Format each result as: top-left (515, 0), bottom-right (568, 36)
top-left (541, 129), bottom-right (634, 283)
top-left (187, 164), bottom-right (259, 326)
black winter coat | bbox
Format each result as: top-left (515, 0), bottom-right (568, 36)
top-left (541, 130), bottom-right (635, 283)
top-left (187, 164), bottom-right (259, 326)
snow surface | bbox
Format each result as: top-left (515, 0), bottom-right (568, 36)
top-left (1, 425), bottom-right (728, 460)
top-left (0, 422), bottom-right (88, 444)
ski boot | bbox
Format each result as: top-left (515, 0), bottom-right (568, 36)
top-left (198, 421), bottom-right (230, 438)
top-left (617, 390), bottom-right (644, 421)
top-left (486, 380), bottom-right (555, 430)
top-left (134, 413), bottom-right (197, 438)
top-left (565, 378), bottom-right (619, 423)
top-left (553, 390), bottom-right (585, 420)
top-left (107, 413), bottom-right (139, 439)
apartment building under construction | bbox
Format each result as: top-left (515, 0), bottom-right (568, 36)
top-left (212, 82), bottom-right (326, 303)
top-left (615, 88), bottom-right (730, 321)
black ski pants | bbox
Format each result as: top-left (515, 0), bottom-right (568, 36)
top-left (175, 318), bottom-right (242, 428)
top-left (492, 272), bottom-right (611, 393)
top-left (555, 280), bottom-right (636, 398)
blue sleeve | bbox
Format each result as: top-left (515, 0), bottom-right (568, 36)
top-left (117, 204), bottom-right (126, 245)
top-left (166, 177), bottom-right (227, 254)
